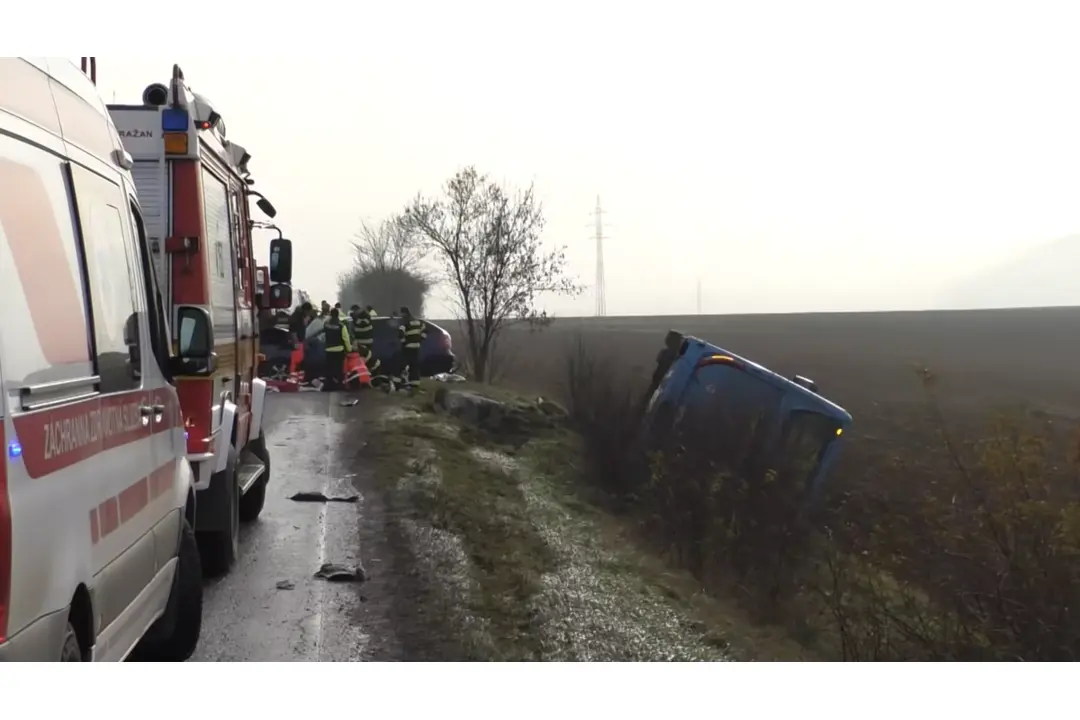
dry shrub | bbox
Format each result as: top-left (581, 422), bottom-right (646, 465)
top-left (562, 339), bottom-right (1080, 660)
top-left (561, 333), bottom-right (643, 502)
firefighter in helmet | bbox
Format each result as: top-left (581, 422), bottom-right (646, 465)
top-left (350, 304), bottom-right (385, 384)
top-left (322, 308), bottom-right (351, 391)
top-left (398, 306), bottom-right (426, 385)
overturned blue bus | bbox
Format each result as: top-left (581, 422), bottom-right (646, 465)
top-left (642, 332), bottom-right (852, 494)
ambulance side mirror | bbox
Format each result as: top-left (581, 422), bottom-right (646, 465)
top-left (171, 306), bottom-right (217, 376)
top-left (268, 283), bottom-right (292, 309)
top-left (269, 238), bottom-right (292, 283)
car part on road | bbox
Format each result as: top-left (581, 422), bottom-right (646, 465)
top-left (288, 491), bottom-right (360, 504)
top-left (314, 563), bottom-right (367, 583)
top-left (130, 520), bottom-right (203, 661)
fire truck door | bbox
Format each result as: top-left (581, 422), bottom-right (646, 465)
top-left (200, 167), bottom-right (238, 442)
top-left (227, 188), bottom-right (252, 425)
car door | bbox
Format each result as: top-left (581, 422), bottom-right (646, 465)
top-left (372, 318), bottom-right (400, 370)
top-left (0, 130), bottom-right (104, 654)
top-left (68, 162), bottom-right (158, 644)
top-left (126, 200), bottom-right (185, 575)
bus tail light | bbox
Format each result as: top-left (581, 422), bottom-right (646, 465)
top-left (695, 353), bottom-right (742, 370)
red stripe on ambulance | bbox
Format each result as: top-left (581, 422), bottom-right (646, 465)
top-left (89, 508), bottom-right (99, 545)
top-left (91, 462), bottom-right (178, 545)
top-left (11, 389), bottom-right (178, 480)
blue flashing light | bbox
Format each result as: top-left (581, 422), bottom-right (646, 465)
top-left (8, 441), bottom-right (22, 459)
top-left (161, 108), bottom-right (190, 132)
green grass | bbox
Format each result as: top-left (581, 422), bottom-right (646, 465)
top-left (367, 414), bottom-right (557, 660)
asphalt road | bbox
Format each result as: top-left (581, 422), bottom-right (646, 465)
top-left (190, 391), bottom-right (396, 662)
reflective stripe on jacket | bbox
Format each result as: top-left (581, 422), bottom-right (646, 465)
top-left (353, 315), bottom-right (374, 346)
top-left (325, 319), bottom-right (352, 353)
top-left (400, 318), bottom-right (426, 349)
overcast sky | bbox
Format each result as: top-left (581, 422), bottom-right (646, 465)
top-left (91, 1), bottom-right (1080, 317)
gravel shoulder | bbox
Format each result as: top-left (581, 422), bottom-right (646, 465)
top-left (358, 385), bottom-right (810, 661)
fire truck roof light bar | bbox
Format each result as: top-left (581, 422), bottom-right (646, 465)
top-left (161, 108), bottom-right (189, 132)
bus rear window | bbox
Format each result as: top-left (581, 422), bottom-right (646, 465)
top-left (688, 363), bottom-right (784, 414)
top-left (677, 363), bottom-right (784, 470)
top-left (776, 411), bottom-right (841, 485)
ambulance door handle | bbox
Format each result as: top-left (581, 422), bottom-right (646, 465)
top-left (152, 404), bottom-right (165, 423)
top-left (139, 404), bottom-right (153, 427)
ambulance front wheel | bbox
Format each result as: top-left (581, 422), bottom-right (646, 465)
top-left (130, 519), bottom-right (203, 661)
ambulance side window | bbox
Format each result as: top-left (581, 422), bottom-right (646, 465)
top-left (129, 201), bottom-right (170, 379)
top-left (0, 138), bottom-right (96, 395)
top-left (69, 165), bottom-right (144, 394)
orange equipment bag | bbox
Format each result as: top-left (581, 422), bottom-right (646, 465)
top-left (289, 345), bottom-right (304, 379)
top-left (344, 352), bottom-right (371, 388)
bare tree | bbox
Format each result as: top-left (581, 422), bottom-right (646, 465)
top-left (337, 215), bottom-right (432, 315)
top-left (349, 217), bottom-right (427, 276)
top-left (402, 166), bottom-right (581, 382)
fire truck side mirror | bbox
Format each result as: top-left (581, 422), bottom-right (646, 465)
top-left (269, 238), bottom-right (293, 283)
top-left (170, 307), bottom-right (217, 377)
top-left (268, 283), bottom-right (292, 309)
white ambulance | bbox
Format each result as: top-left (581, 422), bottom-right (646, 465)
top-left (0, 58), bottom-right (203, 661)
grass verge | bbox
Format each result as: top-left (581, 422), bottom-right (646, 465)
top-left (362, 385), bottom-right (809, 660)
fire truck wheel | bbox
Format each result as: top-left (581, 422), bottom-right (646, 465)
top-left (130, 519), bottom-right (203, 661)
top-left (197, 448), bottom-right (240, 578)
top-left (60, 623), bottom-right (83, 661)
top-left (239, 432), bottom-right (270, 523)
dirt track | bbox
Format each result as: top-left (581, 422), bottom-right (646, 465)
top-left (444, 306), bottom-right (1080, 486)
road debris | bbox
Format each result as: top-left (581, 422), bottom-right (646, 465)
top-left (288, 491), bottom-right (360, 503)
top-left (276, 580), bottom-right (295, 590)
top-left (315, 562), bottom-right (368, 583)
top-left (340, 398), bottom-right (359, 407)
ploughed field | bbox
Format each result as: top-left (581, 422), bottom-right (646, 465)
top-left (439, 306), bottom-right (1080, 486)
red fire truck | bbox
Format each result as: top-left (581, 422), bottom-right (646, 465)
top-left (108, 65), bottom-right (294, 576)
